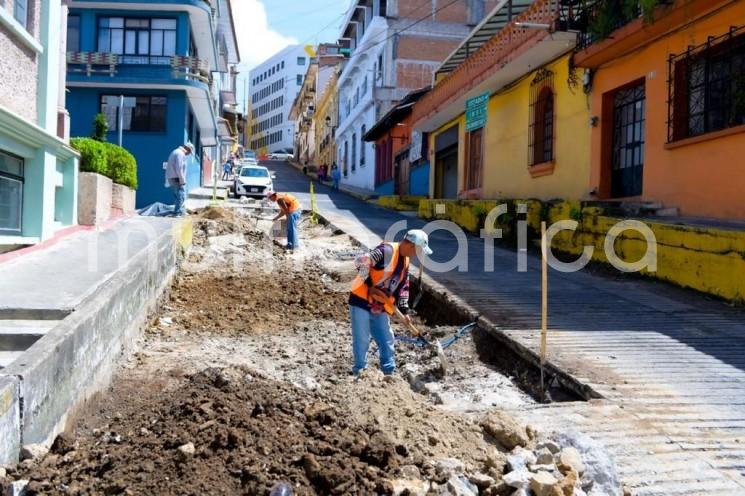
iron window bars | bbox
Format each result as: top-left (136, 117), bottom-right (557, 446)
top-left (667, 24), bottom-right (745, 142)
top-left (528, 68), bottom-right (555, 166)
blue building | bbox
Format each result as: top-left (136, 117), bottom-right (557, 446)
top-left (65, 0), bottom-right (239, 207)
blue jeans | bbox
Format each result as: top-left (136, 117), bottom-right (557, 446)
top-left (287, 210), bottom-right (301, 249)
top-left (350, 305), bottom-right (395, 375)
top-left (333, 179), bottom-right (340, 190)
top-left (169, 179), bottom-right (186, 215)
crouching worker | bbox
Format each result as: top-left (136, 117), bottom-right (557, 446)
top-left (349, 230), bottom-right (433, 376)
top-left (266, 190), bottom-right (303, 250)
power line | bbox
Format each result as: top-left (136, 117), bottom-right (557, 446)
top-left (344, 0), bottom-right (465, 61)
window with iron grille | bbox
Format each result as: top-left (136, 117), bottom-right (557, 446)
top-left (668, 26), bottom-right (745, 142)
top-left (528, 69), bottom-right (555, 166)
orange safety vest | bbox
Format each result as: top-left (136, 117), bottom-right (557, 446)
top-left (276, 193), bottom-right (300, 214)
top-left (351, 242), bottom-right (410, 315)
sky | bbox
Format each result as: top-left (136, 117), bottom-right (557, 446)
top-left (231, 0), bottom-right (353, 110)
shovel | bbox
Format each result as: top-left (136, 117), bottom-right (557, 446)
top-left (393, 306), bottom-right (447, 376)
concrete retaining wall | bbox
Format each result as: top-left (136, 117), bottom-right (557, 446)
top-left (418, 198), bottom-right (745, 303)
top-left (0, 219), bottom-right (192, 463)
top-left (0, 377), bottom-right (20, 463)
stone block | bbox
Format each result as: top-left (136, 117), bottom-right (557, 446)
top-left (111, 184), bottom-right (136, 214)
top-left (78, 172), bottom-right (112, 226)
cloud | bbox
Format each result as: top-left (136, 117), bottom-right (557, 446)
top-left (231, 0), bottom-right (298, 70)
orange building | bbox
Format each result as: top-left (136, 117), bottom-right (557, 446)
top-left (577, 0), bottom-right (745, 220)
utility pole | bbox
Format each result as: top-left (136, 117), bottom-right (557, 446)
top-left (118, 95), bottom-right (124, 146)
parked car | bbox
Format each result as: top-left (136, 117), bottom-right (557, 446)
top-left (268, 151), bottom-right (294, 161)
top-left (233, 165), bottom-right (274, 198)
top-left (244, 150), bottom-right (257, 161)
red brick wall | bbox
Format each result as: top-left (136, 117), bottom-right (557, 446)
top-left (397, 0), bottom-right (468, 23)
top-left (435, 1), bottom-right (468, 23)
top-left (396, 35), bottom-right (461, 61)
top-left (396, 61), bottom-right (437, 89)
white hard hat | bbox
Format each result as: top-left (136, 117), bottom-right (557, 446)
top-left (264, 189), bottom-right (276, 198)
top-left (404, 229), bottom-right (433, 256)
top-left (183, 142), bottom-right (195, 153)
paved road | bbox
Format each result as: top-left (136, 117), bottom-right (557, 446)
top-left (267, 159), bottom-right (745, 495)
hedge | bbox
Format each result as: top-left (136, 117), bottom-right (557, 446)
top-left (71, 138), bottom-right (138, 190)
top-left (102, 142), bottom-right (138, 190)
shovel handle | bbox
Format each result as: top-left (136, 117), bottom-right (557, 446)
top-left (393, 307), bottom-right (423, 338)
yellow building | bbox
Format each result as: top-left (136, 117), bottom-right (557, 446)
top-left (412, 1), bottom-right (590, 201)
top-left (314, 66), bottom-right (341, 169)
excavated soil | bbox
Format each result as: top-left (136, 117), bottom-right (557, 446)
top-left (4, 206), bottom-right (539, 495)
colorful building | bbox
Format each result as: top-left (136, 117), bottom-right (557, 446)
top-left (0, 0), bottom-right (78, 251)
top-left (314, 64), bottom-right (342, 170)
top-left (575, 0), bottom-right (745, 220)
top-left (66, 0), bottom-right (238, 208)
top-left (411, 0), bottom-right (586, 201)
top-left (363, 87), bottom-right (431, 196)
top-left (335, 0), bottom-right (499, 193)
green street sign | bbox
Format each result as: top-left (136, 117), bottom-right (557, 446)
top-left (465, 92), bottom-right (490, 132)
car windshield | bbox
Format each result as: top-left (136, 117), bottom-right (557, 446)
top-left (245, 151), bottom-right (256, 159)
top-left (240, 168), bottom-right (269, 178)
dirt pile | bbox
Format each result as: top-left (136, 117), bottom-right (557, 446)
top-left (7, 368), bottom-right (404, 495)
top-left (1, 205), bottom-right (563, 496)
top-left (167, 255), bottom-right (348, 335)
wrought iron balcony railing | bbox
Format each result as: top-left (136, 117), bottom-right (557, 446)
top-left (574, 0), bottom-right (674, 50)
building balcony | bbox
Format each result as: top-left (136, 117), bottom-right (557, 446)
top-left (411, 0), bottom-right (576, 132)
top-left (573, 0), bottom-right (732, 68)
top-left (67, 52), bottom-right (211, 86)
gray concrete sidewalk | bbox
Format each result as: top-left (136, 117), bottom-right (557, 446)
top-left (266, 159), bottom-right (745, 495)
top-left (0, 217), bottom-right (179, 317)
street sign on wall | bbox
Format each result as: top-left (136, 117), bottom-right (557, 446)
top-left (465, 92), bottom-right (490, 132)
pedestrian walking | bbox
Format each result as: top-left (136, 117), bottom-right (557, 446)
top-left (165, 142), bottom-right (193, 216)
top-left (266, 190), bottom-right (303, 250)
top-left (318, 164), bottom-right (327, 183)
top-left (331, 164), bottom-right (341, 191)
top-left (221, 160), bottom-right (232, 181)
top-left (348, 230), bottom-right (433, 376)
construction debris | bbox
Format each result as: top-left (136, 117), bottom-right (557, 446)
top-left (2, 207), bottom-right (620, 495)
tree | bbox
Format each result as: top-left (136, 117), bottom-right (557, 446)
top-left (92, 113), bottom-right (109, 142)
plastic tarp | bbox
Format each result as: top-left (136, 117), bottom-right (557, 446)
top-left (137, 202), bottom-right (176, 217)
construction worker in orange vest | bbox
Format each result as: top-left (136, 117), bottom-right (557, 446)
top-left (349, 230), bottom-right (433, 376)
top-left (266, 190), bottom-right (303, 250)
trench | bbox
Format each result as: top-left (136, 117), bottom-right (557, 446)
top-left (411, 278), bottom-right (591, 404)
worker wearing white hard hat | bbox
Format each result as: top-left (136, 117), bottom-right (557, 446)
top-left (348, 229), bottom-right (433, 376)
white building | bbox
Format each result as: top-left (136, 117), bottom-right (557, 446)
top-left (335, 0), bottom-right (494, 192)
top-left (248, 45), bottom-right (309, 154)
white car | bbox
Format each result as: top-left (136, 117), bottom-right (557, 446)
top-left (268, 152), bottom-right (293, 161)
top-left (239, 157), bottom-right (258, 167)
top-left (233, 165), bottom-right (273, 198)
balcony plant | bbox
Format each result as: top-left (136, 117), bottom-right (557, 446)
top-left (586, 0), bottom-right (670, 42)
